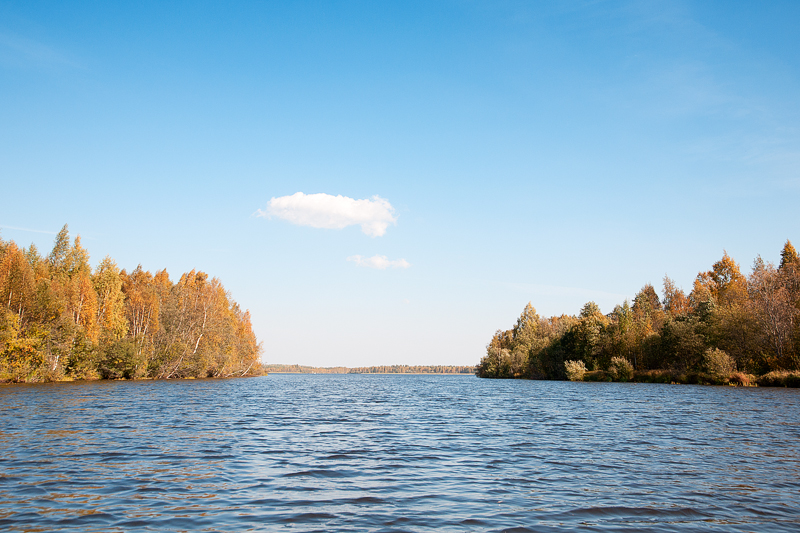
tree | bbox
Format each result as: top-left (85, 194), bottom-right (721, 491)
top-left (0, 308), bottom-right (44, 382)
top-left (608, 300), bottom-right (634, 366)
top-left (63, 237), bottom-right (98, 343)
top-left (633, 284), bottom-right (661, 313)
top-left (778, 240), bottom-right (800, 308)
top-left (93, 257), bottom-right (128, 341)
top-left (0, 242), bottom-right (36, 322)
top-left (630, 284), bottom-right (665, 368)
top-left (749, 257), bottom-right (797, 369)
top-left (568, 301), bottom-right (609, 370)
top-left (476, 330), bottom-right (509, 378)
top-left (662, 275), bottom-right (691, 317)
top-left (1, 227), bottom-right (262, 382)
top-left (779, 240), bottom-right (799, 271)
top-left (709, 251), bottom-right (748, 308)
top-left (121, 266), bottom-right (162, 375)
top-left (511, 302), bottom-right (546, 378)
top-left (659, 316), bottom-right (707, 371)
top-left (48, 224), bottom-right (71, 273)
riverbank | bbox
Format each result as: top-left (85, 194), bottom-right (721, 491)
top-left (577, 369), bottom-right (800, 387)
top-left (0, 371), bottom-right (266, 385)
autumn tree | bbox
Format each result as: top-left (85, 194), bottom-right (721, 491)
top-left (120, 265), bottom-right (162, 376)
top-left (562, 302), bottom-right (609, 371)
top-left (93, 257), bottom-right (127, 340)
top-left (662, 275), bottom-right (691, 317)
top-left (1, 224), bottom-right (262, 382)
top-left (749, 257), bottom-right (798, 370)
top-left (0, 242), bottom-right (36, 323)
top-left (476, 329), bottom-right (514, 378)
top-left (779, 240), bottom-right (799, 270)
top-left (511, 302), bottom-right (545, 378)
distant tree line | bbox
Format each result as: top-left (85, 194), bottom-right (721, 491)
top-left (263, 364), bottom-right (474, 374)
top-left (348, 365), bottom-right (474, 374)
top-left (0, 225), bottom-right (262, 382)
top-left (263, 364), bottom-right (351, 374)
top-left (477, 242), bottom-right (800, 385)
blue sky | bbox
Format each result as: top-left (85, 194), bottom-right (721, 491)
top-left (2, 1), bottom-right (799, 367)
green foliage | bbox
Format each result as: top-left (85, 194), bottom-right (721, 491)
top-left (659, 316), bottom-right (706, 371)
top-left (99, 339), bottom-right (138, 379)
top-left (481, 243), bottom-right (800, 386)
top-left (66, 332), bottom-right (101, 380)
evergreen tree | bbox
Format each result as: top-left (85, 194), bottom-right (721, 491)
top-left (779, 240), bottom-right (799, 270)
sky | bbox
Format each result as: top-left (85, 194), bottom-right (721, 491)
top-left (1, 1), bottom-right (799, 367)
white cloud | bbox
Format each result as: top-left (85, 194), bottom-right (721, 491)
top-left (258, 192), bottom-right (397, 237)
top-left (347, 255), bottom-right (411, 270)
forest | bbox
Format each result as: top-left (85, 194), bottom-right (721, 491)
top-left (348, 365), bottom-right (474, 374)
top-left (477, 242), bottom-right (800, 386)
top-left (0, 225), bottom-right (263, 383)
top-left (263, 364), bottom-right (474, 374)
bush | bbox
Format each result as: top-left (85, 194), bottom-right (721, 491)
top-left (564, 360), bottom-right (587, 381)
top-left (729, 372), bottom-right (756, 387)
top-left (583, 370), bottom-right (612, 382)
top-left (703, 348), bottom-right (735, 381)
top-left (758, 371), bottom-right (800, 387)
top-left (633, 369), bottom-right (674, 384)
top-left (65, 334), bottom-right (101, 380)
top-left (609, 357), bottom-right (634, 382)
top-left (99, 339), bottom-right (138, 379)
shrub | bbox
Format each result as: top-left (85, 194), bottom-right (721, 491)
top-left (99, 339), bottom-right (138, 380)
top-left (609, 357), bottom-right (634, 382)
top-left (564, 360), bottom-right (587, 381)
top-left (703, 348), bottom-right (735, 381)
top-left (729, 372), bottom-right (756, 387)
top-left (758, 371), bottom-right (800, 387)
top-left (583, 370), bottom-right (612, 382)
top-left (633, 369), bottom-right (673, 384)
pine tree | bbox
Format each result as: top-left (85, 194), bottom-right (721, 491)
top-left (779, 240), bottom-right (799, 270)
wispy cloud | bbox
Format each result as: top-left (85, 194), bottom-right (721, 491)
top-left (347, 255), bottom-right (411, 270)
top-left (0, 33), bottom-right (82, 70)
top-left (257, 192), bottom-right (397, 237)
top-left (0, 225), bottom-right (57, 235)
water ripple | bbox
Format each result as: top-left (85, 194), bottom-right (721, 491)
top-left (1, 375), bottom-right (799, 531)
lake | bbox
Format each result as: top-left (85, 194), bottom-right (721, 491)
top-left (1, 374), bottom-right (799, 532)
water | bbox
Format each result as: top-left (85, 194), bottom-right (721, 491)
top-left (1, 375), bottom-right (799, 532)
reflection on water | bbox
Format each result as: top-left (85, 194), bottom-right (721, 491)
top-left (1, 375), bottom-right (799, 532)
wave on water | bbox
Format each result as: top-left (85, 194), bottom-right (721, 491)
top-left (1, 375), bottom-right (799, 532)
